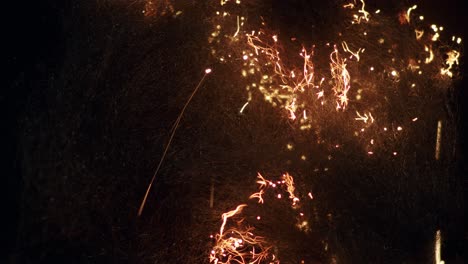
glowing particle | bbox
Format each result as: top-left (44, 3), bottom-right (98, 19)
top-left (397, 126), bottom-right (403, 131)
top-left (301, 155), bottom-right (307, 161)
top-left (441, 50), bottom-right (460, 77)
top-left (205, 68), bottom-right (212, 74)
top-left (370, 66), bottom-right (374, 71)
top-left (308, 192), bottom-right (314, 199)
top-left (256, 216), bottom-right (261, 220)
top-left (239, 102), bottom-right (249, 114)
top-left (384, 127), bottom-right (388, 131)
top-left (393, 152), bottom-right (398, 156)
top-left (242, 54), bottom-right (248, 60)
top-left (412, 117), bottom-right (418, 122)
top-left (277, 194), bottom-right (282, 199)
top-left (411, 83), bottom-right (416, 88)
top-left (368, 151), bottom-right (374, 155)
top-left (419, 16), bottom-right (424, 20)
top-left (375, 9), bottom-right (381, 14)
top-left (425, 45), bottom-right (434, 64)
top-left (415, 29), bottom-right (424, 40)
top-left (405, 5), bottom-right (417, 23)
top-left (391, 70), bottom-right (398, 76)
top-left (287, 143), bottom-right (293, 150)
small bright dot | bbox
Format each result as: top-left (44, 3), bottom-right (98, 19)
top-left (370, 66), bottom-right (374, 71)
top-left (397, 126), bottom-right (403, 131)
top-left (277, 194), bottom-right (282, 199)
top-left (371, 139), bottom-right (374, 145)
top-left (368, 151), bottom-right (374, 155)
top-left (301, 155), bottom-right (307, 160)
top-left (391, 70), bottom-right (398, 76)
top-left (419, 16), bottom-right (424, 20)
top-left (300, 213), bottom-right (304, 216)
top-left (457, 37), bottom-right (462, 44)
top-left (384, 127), bottom-right (388, 131)
top-left (411, 83), bottom-right (416, 88)
top-left (412, 117), bottom-right (418, 122)
top-left (256, 216), bottom-right (261, 220)
top-left (287, 143), bottom-right (293, 150)
top-left (393, 152), bottom-right (398, 156)
top-left (375, 9), bottom-right (381, 14)
top-left (242, 55), bottom-right (248, 60)
top-left (205, 68), bottom-right (212, 74)
top-left (361, 128), bottom-right (365, 132)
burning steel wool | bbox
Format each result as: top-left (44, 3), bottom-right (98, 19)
top-left (210, 172), bottom-right (316, 264)
top-left (132, 0), bottom-right (462, 263)
top-left (207, 0), bottom-right (462, 162)
top-left (205, 0), bottom-right (462, 263)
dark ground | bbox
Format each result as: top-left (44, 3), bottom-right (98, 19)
top-left (3, 0), bottom-right (467, 263)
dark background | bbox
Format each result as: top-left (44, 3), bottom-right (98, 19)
top-left (3, 0), bottom-right (466, 263)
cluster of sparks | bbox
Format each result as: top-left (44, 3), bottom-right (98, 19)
top-left (141, 0), bottom-right (175, 17)
top-left (208, 0), bottom-right (462, 157)
top-left (205, 0), bottom-right (461, 263)
top-left (210, 173), bottom-right (314, 264)
top-left (137, 0), bottom-right (461, 263)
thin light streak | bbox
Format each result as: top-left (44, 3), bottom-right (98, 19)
top-left (138, 70), bottom-right (211, 216)
top-left (210, 178), bottom-right (215, 208)
top-left (406, 5), bottom-right (418, 23)
top-left (239, 102), bottom-right (249, 114)
top-left (220, 204), bottom-right (246, 236)
top-left (435, 120), bottom-right (442, 160)
top-left (233, 16), bottom-right (240, 38)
